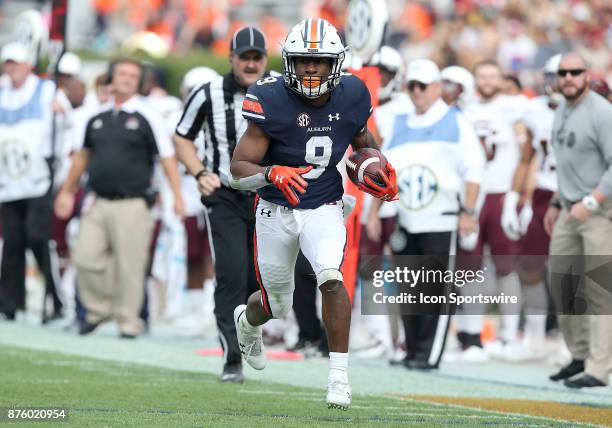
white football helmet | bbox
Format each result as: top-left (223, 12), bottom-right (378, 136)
top-left (281, 18), bottom-right (346, 99)
top-left (369, 46), bottom-right (403, 100)
top-left (441, 66), bottom-right (475, 107)
top-left (543, 54), bottom-right (562, 75)
top-left (180, 66), bottom-right (219, 98)
top-left (543, 54), bottom-right (562, 103)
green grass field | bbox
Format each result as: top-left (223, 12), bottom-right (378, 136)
top-left (0, 345), bottom-right (587, 427)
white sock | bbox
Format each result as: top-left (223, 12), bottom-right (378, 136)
top-left (457, 315), bottom-right (483, 335)
top-left (497, 272), bottom-right (521, 342)
top-left (525, 314), bottom-right (546, 342)
top-left (522, 281), bottom-right (548, 342)
top-left (329, 352), bottom-right (349, 379)
top-left (522, 281), bottom-right (548, 314)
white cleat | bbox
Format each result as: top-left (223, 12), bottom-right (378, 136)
top-left (326, 376), bottom-right (351, 410)
top-left (233, 305), bottom-right (266, 370)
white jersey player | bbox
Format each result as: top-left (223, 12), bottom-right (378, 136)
top-left (460, 60), bottom-right (529, 352)
top-left (498, 54), bottom-right (562, 361)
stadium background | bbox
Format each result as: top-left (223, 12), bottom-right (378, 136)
top-left (1, 0), bottom-right (610, 95)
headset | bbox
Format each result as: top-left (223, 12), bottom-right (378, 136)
top-left (105, 58), bottom-right (146, 93)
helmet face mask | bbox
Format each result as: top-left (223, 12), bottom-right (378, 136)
top-left (282, 18), bottom-right (346, 99)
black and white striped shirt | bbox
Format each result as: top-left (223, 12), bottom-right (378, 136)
top-left (175, 71), bottom-right (276, 187)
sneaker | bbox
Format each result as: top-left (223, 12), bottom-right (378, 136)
top-left (389, 346), bottom-right (407, 366)
top-left (220, 363), bottom-right (244, 383)
top-left (119, 333), bottom-right (137, 339)
top-left (233, 305), bottom-right (266, 370)
top-left (287, 338), bottom-right (321, 352)
top-left (499, 341), bottom-right (547, 363)
top-left (443, 345), bottom-right (489, 363)
top-left (326, 375), bottom-right (351, 410)
top-left (78, 321), bottom-right (101, 335)
top-left (41, 310), bottom-right (63, 325)
top-left (0, 311), bottom-right (15, 321)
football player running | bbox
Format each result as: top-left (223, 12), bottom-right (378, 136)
top-left (228, 18), bottom-right (398, 410)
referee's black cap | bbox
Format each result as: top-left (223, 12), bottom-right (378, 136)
top-left (230, 26), bottom-right (267, 56)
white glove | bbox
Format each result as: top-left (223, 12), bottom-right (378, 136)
top-left (501, 191), bottom-right (521, 241)
top-left (459, 226), bottom-right (479, 251)
top-left (518, 201), bottom-right (533, 235)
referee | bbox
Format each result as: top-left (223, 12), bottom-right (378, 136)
top-left (174, 26), bottom-right (272, 383)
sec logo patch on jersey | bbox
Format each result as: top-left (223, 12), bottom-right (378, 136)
top-left (297, 112), bottom-right (311, 128)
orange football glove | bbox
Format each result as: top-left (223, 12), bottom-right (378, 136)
top-left (358, 163), bottom-right (399, 202)
top-left (266, 165), bottom-right (313, 206)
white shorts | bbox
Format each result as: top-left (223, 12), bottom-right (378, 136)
top-left (254, 197), bottom-right (347, 317)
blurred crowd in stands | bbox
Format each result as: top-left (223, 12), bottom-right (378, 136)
top-left (83, 0), bottom-right (612, 88)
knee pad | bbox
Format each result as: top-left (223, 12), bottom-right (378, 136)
top-left (266, 291), bottom-right (293, 318)
top-left (316, 268), bottom-right (343, 287)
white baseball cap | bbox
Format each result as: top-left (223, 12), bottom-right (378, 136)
top-left (1, 42), bottom-right (31, 64)
top-left (57, 52), bottom-right (82, 76)
top-left (405, 59), bottom-right (440, 84)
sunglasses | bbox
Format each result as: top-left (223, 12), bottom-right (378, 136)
top-left (408, 81), bottom-right (428, 92)
top-left (557, 69), bottom-right (585, 78)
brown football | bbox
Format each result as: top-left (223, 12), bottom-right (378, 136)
top-left (346, 148), bottom-right (388, 187)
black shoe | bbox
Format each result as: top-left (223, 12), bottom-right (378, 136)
top-left (404, 359), bottom-right (436, 370)
top-left (287, 339), bottom-right (321, 352)
top-left (0, 311), bottom-right (15, 321)
top-left (119, 333), bottom-right (137, 339)
top-left (549, 359), bottom-right (584, 381)
top-left (42, 310), bottom-right (63, 325)
top-left (564, 374), bottom-right (606, 389)
top-left (392, 354), bottom-right (414, 367)
top-left (220, 363), bottom-right (244, 383)
top-left (78, 321), bottom-right (100, 335)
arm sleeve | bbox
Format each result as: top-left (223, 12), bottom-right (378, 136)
top-left (175, 84), bottom-right (208, 140)
top-left (457, 113), bottom-right (485, 183)
top-left (594, 102), bottom-right (612, 197)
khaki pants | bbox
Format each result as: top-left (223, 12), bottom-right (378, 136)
top-left (549, 202), bottom-right (612, 384)
top-left (74, 197), bottom-right (153, 335)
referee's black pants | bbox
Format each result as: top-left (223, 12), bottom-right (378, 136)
top-left (393, 228), bottom-right (453, 368)
top-left (203, 186), bottom-right (259, 367)
top-left (0, 190), bottom-right (62, 318)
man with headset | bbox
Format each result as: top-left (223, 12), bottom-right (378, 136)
top-left (55, 58), bottom-right (184, 338)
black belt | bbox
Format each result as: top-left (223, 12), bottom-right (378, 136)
top-left (561, 199), bottom-right (580, 209)
top-left (97, 193), bottom-right (145, 200)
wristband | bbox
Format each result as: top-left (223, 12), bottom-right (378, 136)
top-left (194, 169), bottom-right (208, 181)
top-left (263, 166), bottom-right (274, 183)
top-left (461, 206), bottom-right (476, 216)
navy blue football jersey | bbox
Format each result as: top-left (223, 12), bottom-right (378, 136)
top-left (242, 74), bottom-right (372, 209)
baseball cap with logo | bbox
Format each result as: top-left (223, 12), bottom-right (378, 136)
top-left (230, 26), bottom-right (267, 56)
top-left (1, 42), bottom-right (32, 64)
top-left (405, 59), bottom-right (441, 84)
